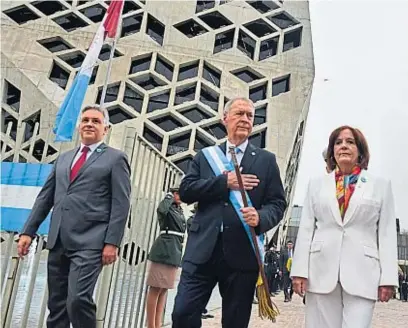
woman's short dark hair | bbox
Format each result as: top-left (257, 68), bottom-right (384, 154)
top-left (326, 125), bottom-right (370, 171)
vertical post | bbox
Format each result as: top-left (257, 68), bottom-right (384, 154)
top-left (99, 2), bottom-right (124, 109)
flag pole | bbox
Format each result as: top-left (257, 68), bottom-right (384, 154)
top-left (100, 2), bottom-right (124, 109)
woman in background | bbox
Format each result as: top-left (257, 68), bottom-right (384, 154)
top-left (145, 187), bottom-right (186, 328)
top-left (291, 126), bottom-right (398, 328)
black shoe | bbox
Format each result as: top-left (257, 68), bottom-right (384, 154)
top-left (202, 314), bottom-right (214, 319)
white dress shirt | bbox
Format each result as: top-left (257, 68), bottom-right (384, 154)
top-left (226, 139), bottom-right (248, 166)
top-left (71, 141), bottom-right (104, 168)
top-left (220, 139), bottom-right (248, 232)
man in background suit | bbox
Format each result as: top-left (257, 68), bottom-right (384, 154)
top-left (280, 240), bottom-right (294, 302)
top-left (17, 105), bottom-right (131, 328)
top-left (172, 97), bottom-right (287, 328)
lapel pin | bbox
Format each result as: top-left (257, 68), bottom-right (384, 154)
top-left (96, 148), bottom-right (102, 153)
top-left (251, 152), bottom-right (255, 156)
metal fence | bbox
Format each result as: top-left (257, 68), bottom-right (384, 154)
top-left (1, 124), bottom-right (184, 328)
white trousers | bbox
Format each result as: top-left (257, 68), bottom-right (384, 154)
top-left (305, 283), bottom-right (375, 328)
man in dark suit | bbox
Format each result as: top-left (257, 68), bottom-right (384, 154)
top-left (172, 97), bottom-right (287, 328)
top-left (17, 105), bottom-right (131, 328)
top-left (279, 240), bottom-right (294, 302)
top-left (265, 245), bottom-right (279, 295)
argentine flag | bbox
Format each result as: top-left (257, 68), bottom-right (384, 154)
top-left (1, 162), bottom-right (53, 235)
top-left (53, 0), bottom-right (124, 142)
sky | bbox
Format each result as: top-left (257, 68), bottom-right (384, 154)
top-left (292, 0), bottom-right (408, 230)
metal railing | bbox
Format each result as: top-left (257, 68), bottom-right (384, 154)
top-left (1, 124), bottom-right (184, 328)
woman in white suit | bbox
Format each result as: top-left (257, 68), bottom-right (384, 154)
top-left (291, 126), bottom-right (398, 328)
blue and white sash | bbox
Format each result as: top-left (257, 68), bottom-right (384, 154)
top-left (202, 146), bottom-right (264, 260)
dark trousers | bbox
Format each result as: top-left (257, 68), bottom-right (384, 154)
top-left (172, 235), bottom-right (258, 328)
top-left (46, 239), bottom-right (103, 328)
top-left (402, 284), bottom-right (408, 301)
top-left (283, 273), bottom-right (293, 301)
top-left (270, 273), bottom-right (278, 293)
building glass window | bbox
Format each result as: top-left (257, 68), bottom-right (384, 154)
top-left (237, 30), bottom-right (256, 60)
top-left (49, 61), bottom-right (70, 89)
top-left (283, 27), bottom-right (302, 52)
top-left (32, 1), bottom-right (68, 16)
top-left (272, 75), bottom-right (290, 96)
top-left (199, 11), bottom-right (232, 29)
top-left (174, 19), bottom-right (208, 38)
top-left (4, 80), bottom-right (21, 112)
top-left (213, 29), bottom-right (235, 54)
top-left (244, 19), bottom-right (276, 37)
top-left (3, 5), bottom-right (40, 24)
top-left (123, 84), bottom-right (144, 113)
top-left (121, 14), bottom-right (143, 37)
top-left (175, 84), bottom-right (196, 105)
top-left (129, 53), bottom-right (152, 74)
top-left (53, 13), bottom-right (88, 32)
top-left (249, 83), bottom-right (267, 103)
top-left (38, 37), bottom-right (73, 52)
top-left (148, 90), bottom-right (170, 113)
top-left (146, 14), bottom-right (165, 45)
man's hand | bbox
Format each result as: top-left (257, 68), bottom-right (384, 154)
top-left (378, 286), bottom-right (394, 302)
top-left (102, 244), bottom-right (118, 266)
top-left (292, 277), bottom-right (308, 297)
top-left (227, 171), bottom-right (259, 191)
top-left (17, 235), bottom-right (33, 258)
top-left (241, 207), bottom-right (260, 227)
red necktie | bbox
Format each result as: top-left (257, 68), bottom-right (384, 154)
top-left (70, 146), bottom-right (90, 182)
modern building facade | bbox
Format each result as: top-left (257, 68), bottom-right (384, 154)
top-left (1, 0), bottom-right (314, 206)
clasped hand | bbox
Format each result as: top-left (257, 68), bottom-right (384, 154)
top-left (227, 171), bottom-right (260, 191)
top-left (226, 171), bottom-right (260, 227)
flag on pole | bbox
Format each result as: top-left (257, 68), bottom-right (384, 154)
top-left (53, 0), bottom-right (124, 142)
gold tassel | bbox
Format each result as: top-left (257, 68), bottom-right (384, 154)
top-left (255, 274), bottom-right (280, 322)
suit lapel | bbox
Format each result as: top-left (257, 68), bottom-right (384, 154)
top-left (219, 142), bottom-right (226, 155)
top-left (218, 141), bottom-right (258, 173)
top-left (343, 170), bottom-right (367, 225)
top-left (70, 143), bottom-right (107, 184)
top-left (240, 143), bottom-right (258, 173)
top-left (66, 147), bottom-right (80, 183)
top-left (326, 172), bottom-right (343, 226)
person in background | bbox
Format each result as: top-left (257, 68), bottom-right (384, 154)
top-left (322, 147), bottom-right (332, 173)
top-left (17, 105), bottom-right (131, 328)
top-left (291, 125), bottom-right (398, 328)
top-left (265, 245), bottom-right (279, 296)
top-left (145, 187), bottom-right (186, 328)
top-left (279, 240), bottom-right (294, 302)
top-left (401, 273), bottom-right (408, 302)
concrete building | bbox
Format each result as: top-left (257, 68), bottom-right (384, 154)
top-left (1, 0), bottom-right (314, 208)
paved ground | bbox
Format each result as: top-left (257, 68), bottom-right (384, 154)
top-left (200, 293), bottom-right (408, 328)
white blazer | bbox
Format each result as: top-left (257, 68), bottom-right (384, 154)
top-left (290, 170), bottom-right (398, 301)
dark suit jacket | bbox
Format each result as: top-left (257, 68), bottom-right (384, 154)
top-left (180, 142), bottom-right (287, 271)
top-left (279, 249), bottom-right (293, 274)
top-left (22, 143), bottom-right (131, 250)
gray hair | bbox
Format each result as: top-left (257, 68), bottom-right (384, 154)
top-left (223, 97), bottom-right (255, 116)
top-left (79, 105), bottom-right (110, 125)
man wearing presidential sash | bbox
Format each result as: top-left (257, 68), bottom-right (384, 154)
top-left (172, 97), bottom-right (287, 328)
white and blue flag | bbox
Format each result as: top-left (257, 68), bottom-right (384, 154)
top-left (1, 162), bottom-right (52, 234)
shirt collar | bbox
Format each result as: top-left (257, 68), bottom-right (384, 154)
top-left (226, 139), bottom-right (248, 154)
top-left (80, 141), bottom-right (103, 153)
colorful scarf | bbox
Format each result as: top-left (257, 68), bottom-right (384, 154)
top-left (335, 166), bottom-right (361, 219)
